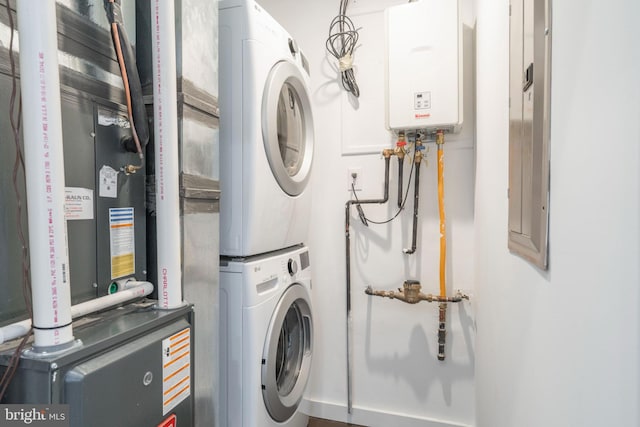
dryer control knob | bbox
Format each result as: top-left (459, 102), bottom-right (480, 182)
top-left (287, 259), bottom-right (298, 276)
top-left (288, 38), bottom-right (299, 56)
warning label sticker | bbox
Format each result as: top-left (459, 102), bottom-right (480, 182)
top-left (162, 328), bottom-right (191, 415)
top-left (65, 187), bottom-right (94, 220)
top-left (157, 414), bottom-right (177, 427)
top-left (109, 207), bottom-right (135, 279)
top-left (99, 165), bottom-right (118, 198)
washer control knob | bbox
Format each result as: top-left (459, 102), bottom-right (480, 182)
top-left (287, 259), bottom-right (298, 276)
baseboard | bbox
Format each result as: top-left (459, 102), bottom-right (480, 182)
top-left (301, 398), bottom-right (472, 427)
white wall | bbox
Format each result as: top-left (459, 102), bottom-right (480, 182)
top-left (474, 1), bottom-right (640, 427)
top-left (260, 1), bottom-right (477, 426)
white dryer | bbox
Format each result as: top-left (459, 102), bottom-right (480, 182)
top-left (220, 245), bottom-right (313, 427)
top-left (219, 0), bottom-right (315, 257)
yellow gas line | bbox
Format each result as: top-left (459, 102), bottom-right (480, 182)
top-left (436, 130), bottom-right (447, 361)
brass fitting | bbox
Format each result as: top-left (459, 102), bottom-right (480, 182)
top-left (123, 164), bottom-right (142, 175)
top-left (365, 280), bottom-right (425, 304)
top-left (414, 139), bottom-right (424, 164)
top-left (365, 282), bottom-right (469, 305)
top-left (382, 148), bottom-right (395, 158)
top-left (394, 131), bottom-right (407, 159)
top-left (436, 130), bottom-right (445, 146)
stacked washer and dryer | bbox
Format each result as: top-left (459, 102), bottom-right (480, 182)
top-left (218, 1), bottom-right (315, 427)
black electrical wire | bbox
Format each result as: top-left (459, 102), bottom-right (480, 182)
top-left (326, 0), bottom-right (360, 98)
top-left (351, 151), bottom-right (416, 225)
top-left (0, 0), bottom-right (34, 403)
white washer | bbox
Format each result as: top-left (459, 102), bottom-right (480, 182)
top-left (219, 0), bottom-right (315, 257)
top-left (220, 245), bottom-right (313, 427)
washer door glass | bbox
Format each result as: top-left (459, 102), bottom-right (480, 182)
top-left (262, 61), bottom-right (314, 196)
top-left (262, 284), bottom-right (313, 422)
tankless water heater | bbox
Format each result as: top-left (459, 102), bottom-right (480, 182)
top-left (384, 0), bottom-right (463, 133)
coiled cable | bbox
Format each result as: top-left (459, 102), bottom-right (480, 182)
top-left (326, 0), bottom-right (360, 98)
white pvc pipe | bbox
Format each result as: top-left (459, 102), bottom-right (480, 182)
top-left (0, 320), bottom-right (31, 345)
top-left (70, 281), bottom-right (154, 318)
top-left (16, 0), bottom-right (74, 348)
top-left (151, 0), bottom-right (183, 309)
top-left (0, 282), bottom-right (154, 345)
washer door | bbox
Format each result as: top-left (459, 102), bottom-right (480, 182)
top-left (261, 283), bottom-right (313, 422)
top-left (262, 60), bottom-right (314, 196)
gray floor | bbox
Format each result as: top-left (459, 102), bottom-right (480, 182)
top-left (308, 417), bottom-right (365, 427)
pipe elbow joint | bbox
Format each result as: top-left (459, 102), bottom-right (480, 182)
top-left (382, 148), bottom-right (395, 159)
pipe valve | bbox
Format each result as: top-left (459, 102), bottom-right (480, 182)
top-left (365, 281), bottom-right (469, 304)
top-left (394, 131), bottom-right (407, 159)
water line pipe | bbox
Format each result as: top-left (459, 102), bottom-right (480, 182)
top-left (16, 0), bottom-right (74, 349)
top-left (151, 0), bottom-right (183, 309)
top-left (364, 131), bottom-right (458, 362)
top-left (403, 139), bottom-right (424, 254)
top-left (395, 131), bottom-right (406, 209)
top-left (365, 281), bottom-right (468, 304)
top-left (397, 156), bottom-right (404, 209)
top-left (0, 281), bottom-right (154, 345)
top-left (344, 151), bottom-right (392, 413)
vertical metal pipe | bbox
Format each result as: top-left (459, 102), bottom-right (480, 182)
top-left (344, 203), bottom-right (353, 413)
top-left (438, 303), bottom-right (447, 361)
top-left (397, 156), bottom-right (404, 208)
top-left (344, 155), bottom-right (391, 413)
top-left (17, 0), bottom-right (74, 349)
top-left (151, 0), bottom-right (183, 308)
top-left (403, 162), bottom-right (420, 254)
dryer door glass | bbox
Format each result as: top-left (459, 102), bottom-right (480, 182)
top-left (276, 83), bottom-right (304, 177)
top-left (262, 284), bottom-right (313, 422)
top-left (263, 61), bottom-right (314, 196)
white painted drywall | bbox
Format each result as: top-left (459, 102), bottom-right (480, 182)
top-left (260, 1), bottom-right (477, 426)
top-left (474, 1), bottom-right (640, 427)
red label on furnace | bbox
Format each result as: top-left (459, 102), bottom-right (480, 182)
top-left (158, 414), bottom-right (177, 427)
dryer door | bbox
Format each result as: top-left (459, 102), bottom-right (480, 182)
top-left (262, 61), bottom-right (314, 196)
top-left (261, 283), bottom-right (313, 422)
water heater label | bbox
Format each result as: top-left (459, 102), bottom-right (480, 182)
top-left (109, 207), bottom-right (135, 279)
top-left (162, 328), bottom-right (191, 415)
top-left (414, 91), bottom-right (431, 110)
top-left (65, 187), bottom-right (94, 220)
